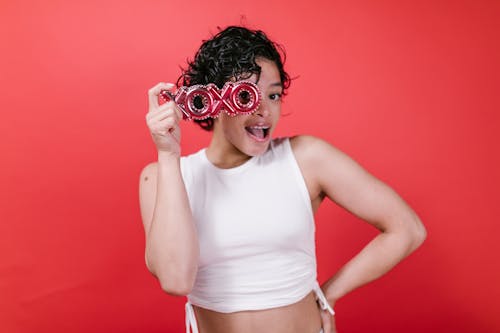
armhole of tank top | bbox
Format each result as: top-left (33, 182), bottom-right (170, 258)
top-left (283, 138), bottom-right (315, 222)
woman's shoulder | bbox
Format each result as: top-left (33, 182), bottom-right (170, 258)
top-left (140, 162), bottom-right (158, 182)
top-left (289, 135), bottom-right (338, 160)
top-left (288, 135), bottom-right (354, 178)
top-left (289, 134), bottom-right (322, 149)
top-left (271, 135), bottom-right (328, 153)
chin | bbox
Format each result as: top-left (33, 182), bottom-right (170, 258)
top-left (244, 141), bottom-right (271, 157)
top-left (241, 129), bottom-right (274, 156)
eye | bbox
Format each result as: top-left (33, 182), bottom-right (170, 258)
top-left (269, 93), bottom-right (282, 101)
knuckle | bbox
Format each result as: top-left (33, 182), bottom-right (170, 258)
top-left (148, 86), bottom-right (158, 96)
top-left (160, 105), bottom-right (175, 115)
top-left (150, 123), bottom-right (159, 131)
top-left (164, 118), bottom-right (175, 127)
top-left (149, 82), bottom-right (173, 93)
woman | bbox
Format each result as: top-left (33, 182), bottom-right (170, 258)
top-left (139, 26), bottom-right (426, 333)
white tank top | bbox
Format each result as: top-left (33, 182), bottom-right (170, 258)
top-left (180, 138), bottom-right (333, 332)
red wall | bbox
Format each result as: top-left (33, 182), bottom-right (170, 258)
top-left (1, 0), bottom-right (499, 332)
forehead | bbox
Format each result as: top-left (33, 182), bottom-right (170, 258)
top-left (253, 58), bottom-right (281, 87)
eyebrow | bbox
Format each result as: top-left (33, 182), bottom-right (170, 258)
top-left (253, 75), bottom-right (283, 88)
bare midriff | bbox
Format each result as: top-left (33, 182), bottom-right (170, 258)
top-left (193, 291), bottom-right (323, 333)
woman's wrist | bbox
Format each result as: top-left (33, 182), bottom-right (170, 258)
top-left (322, 280), bottom-right (342, 310)
top-left (157, 150), bottom-right (180, 164)
top-left (327, 296), bottom-right (337, 312)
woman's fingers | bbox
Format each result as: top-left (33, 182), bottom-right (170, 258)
top-left (320, 309), bottom-right (336, 333)
top-left (146, 101), bottom-right (183, 129)
top-left (331, 316), bottom-right (337, 333)
top-left (157, 117), bottom-right (178, 132)
top-left (148, 113), bottom-right (179, 135)
top-left (147, 102), bottom-right (179, 122)
top-left (148, 82), bottom-right (175, 111)
top-left (145, 82), bottom-right (182, 155)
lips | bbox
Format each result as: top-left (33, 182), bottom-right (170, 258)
top-left (245, 125), bottom-right (270, 140)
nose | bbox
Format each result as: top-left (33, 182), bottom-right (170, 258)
top-left (255, 99), bottom-right (270, 117)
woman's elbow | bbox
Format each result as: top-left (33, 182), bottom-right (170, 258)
top-left (157, 266), bottom-right (197, 296)
top-left (159, 277), bottom-right (194, 296)
top-left (154, 267), bottom-right (196, 296)
top-left (408, 214), bottom-right (427, 251)
top-left (145, 256), bottom-right (196, 296)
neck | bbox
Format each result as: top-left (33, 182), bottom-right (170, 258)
top-left (206, 132), bottom-right (251, 169)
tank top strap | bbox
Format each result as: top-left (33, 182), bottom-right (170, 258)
top-left (185, 301), bottom-right (199, 333)
top-left (313, 281), bottom-right (335, 315)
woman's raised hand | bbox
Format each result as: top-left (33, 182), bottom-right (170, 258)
top-left (146, 82), bottom-right (183, 156)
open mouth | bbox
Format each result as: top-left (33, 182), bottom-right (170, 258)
top-left (245, 125), bottom-right (270, 141)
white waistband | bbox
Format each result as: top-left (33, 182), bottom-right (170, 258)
top-left (312, 281), bottom-right (335, 316)
top-left (185, 301), bottom-right (199, 333)
top-left (185, 281), bottom-right (334, 333)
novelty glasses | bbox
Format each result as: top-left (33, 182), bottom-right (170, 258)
top-left (159, 81), bottom-right (261, 120)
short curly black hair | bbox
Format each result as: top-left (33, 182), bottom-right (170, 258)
top-left (178, 26), bottom-right (291, 131)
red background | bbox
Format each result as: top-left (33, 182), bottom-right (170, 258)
top-left (1, 0), bottom-right (499, 332)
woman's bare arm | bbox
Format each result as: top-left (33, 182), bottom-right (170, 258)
top-left (139, 83), bottom-right (199, 295)
top-left (291, 135), bottom-right (427, 306)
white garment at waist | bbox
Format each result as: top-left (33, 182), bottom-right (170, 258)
top-left (185, 281), bottom-right (335, 333)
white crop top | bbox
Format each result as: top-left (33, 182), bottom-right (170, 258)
top-left (180, 138), bottom-right (334, 332)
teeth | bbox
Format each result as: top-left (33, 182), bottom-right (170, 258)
top-left (248, 126), bottom-right (270, 129)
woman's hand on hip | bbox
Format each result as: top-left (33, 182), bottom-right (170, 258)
top-left (320, 308), bottom-right (337, 333)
